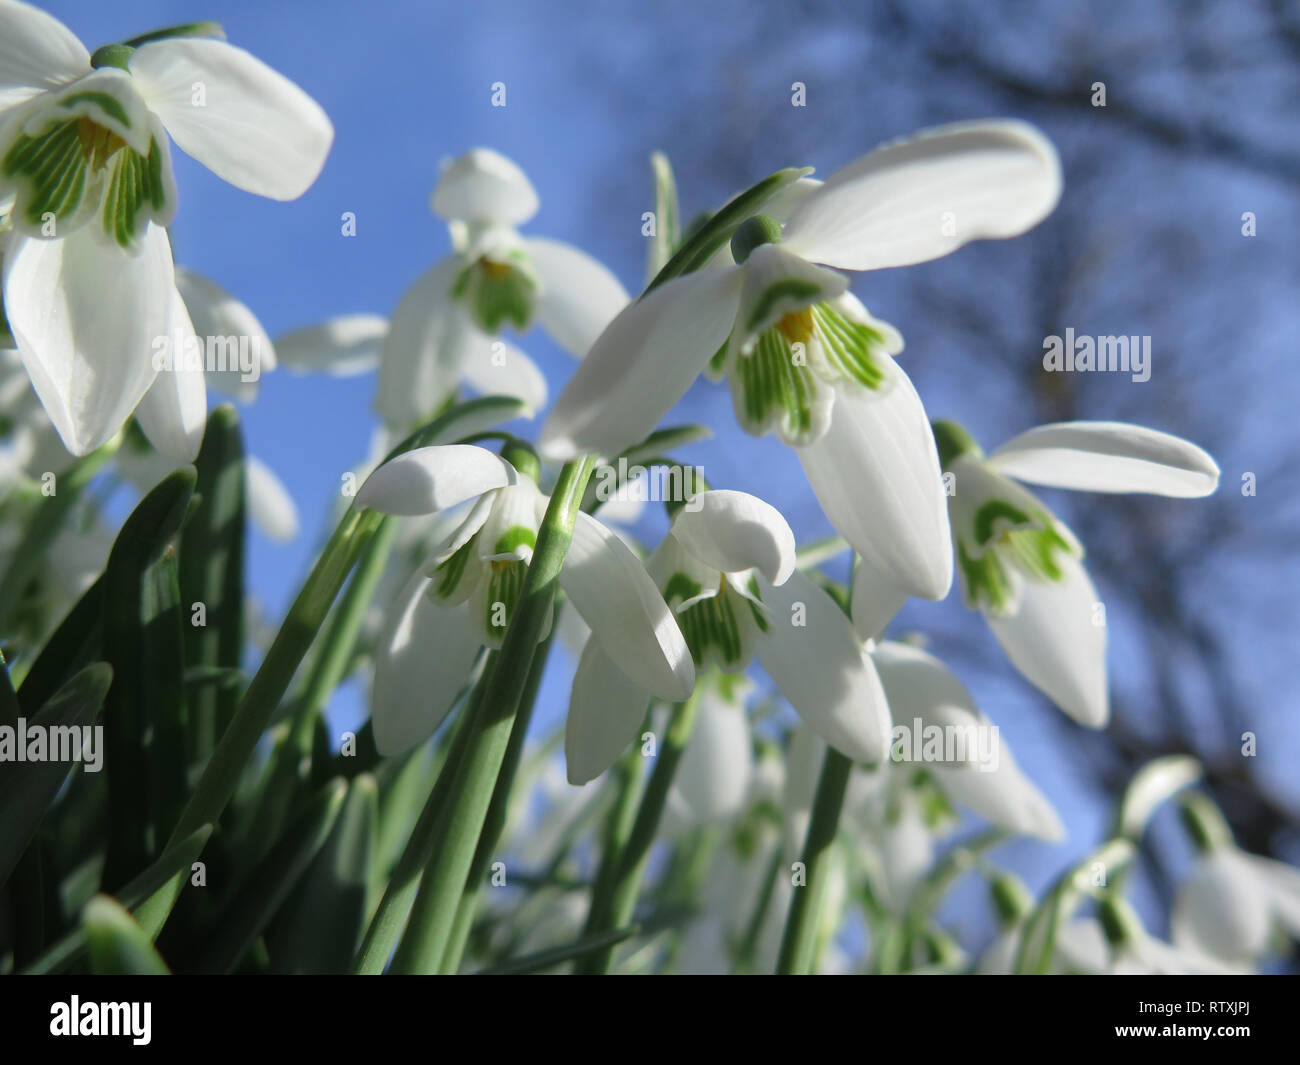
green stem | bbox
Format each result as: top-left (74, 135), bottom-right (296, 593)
top-left (775, 746), bottom-right (852, 975)
top-left (576, 690), bottom-right (701, 974)
top-left (387, 456), bottom-right (596, 973)
top-left (437, 623), bottom-right (558, 973)
top-left (352, 654), bottom-right (492, 974)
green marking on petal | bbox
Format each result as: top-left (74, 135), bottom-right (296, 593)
top-left (730, 322), bottom-right (825, 444)
top-left (808, 301), bottom-right (891, 391)
top-left (453, 253), bottom-right (537, 334)
top-left (492, 524), bottom-right (537, 558)
top-left (2, 117), bottom-right (167, 247)
top-left (484, 559), bottom-right (527, 637)
top-left (57, 91), bottom-right (133, 130)
top-left (1002, 519), bottom-right (1077, 584)
top-left (662, 572), bottom-right (704, 608)
top-left (432, 537), bottom-right (476, 600)
top-left (745, 279), bottom-right (822, 333)
top-left (676, 585), bottom-right (747, 670)
top-left (972, 499), bottom-right (1034, 548)
top-left (957, 540), bottom-right (1015, 615)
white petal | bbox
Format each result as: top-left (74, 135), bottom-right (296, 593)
top-left (0, 1), bottom-right (89, 113)
top-left (728, 242), bottom-right (847, 348)
top-left (276, 314), bottom-right (386, 377)
top-left (986, 420), bottom-right (1220, 498)
top-left (135, 286), bottom-right (207, 463)
top-left (1172, 850), bottom-right (1271, 961)
top-left (930, 726), bottom-right (1066, 841)
top-left (355, 444), bottom-right (513, 516)
top-left (671, 686), bottom-right (753, 823)
top-left (371, 574), bottom-right (482, 755)
top-left (129, 38), bottom-right (332, 200)
top-left (987, 552), bottom-right (1109, 727)
top-left (796, 370), bottom-right (951, 601)
top-left (175, 267), bottom-right (274, 401)
top-left (1245, 853), bottom-right (1300, 937)
top-left (375, 257), bottom-right (479, 431)
top-left (782, 120), bottom-right (1061, 271)
top-left (560, 511), bottom-right (694, 702)
top-left (460, 334), bottom-right (547, 415)
top-left (871, 640), bottom-right (981, 765)
top-left (849, 553), bottom-right (910, 643)
top-left (539, 266), bottom-right (743, 460)
top-left (245, 455), bottom-right (299, 542)
top-left (3, 224), bottom-right (172, 455)
top-left (525, 237), bottom-right (628, 357)
top-left (668, 489), bottom-right (795, 584)
top-left (564, 639), bottom-right (652, 785)
top-left (753, 569), bottom-right (892, 763)
top-left (431, 148), bottom-right (538, 225)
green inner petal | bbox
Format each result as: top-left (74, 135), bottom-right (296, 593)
top-left (745, 279), bottom-right (822, 333)
top-left (675, 585), bottom-right (747, 671)
top-left (483, 559), bottom-right (527, 637)
top-left (493, 524), bottom-right (537, 558)
top-left (432, 536), bottom-right (476, 600)
top-left (453, 252), bottom-right (537, 334)
top-left (731, 324), bottom-right (824, 443)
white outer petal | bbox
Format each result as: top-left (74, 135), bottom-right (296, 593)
top-left (376, 257), bottom-right (478, 431)
top-left (275, 314), bottom-right (386, 377)
top-left (539, 267), bottom-right (743, 460)
top-left (1248, 853), bottom-right (1300, 937)
top-left (3, 224), bottom-right (172, 455)
top-left (564, 639), bottom-right (652, 785)
top-left (871, 640), bottom-right (981, 765)
top-left (371, 574), bottom-right (481, 755)
top-left (431, 148), bottom-right (538, 225)
top-left (246, 454), bottom-right (299, 542)
top-left (175, 266), bottom-right (275, 401)
top-left (355, 444), bottom-right (513, 516)
top-left (560, 511), bottom-right (694, 702)
top-left (849, 552), bottom-right (911, 643)
top-left (525, 236), bottom-right (629, 357)
top-left (135, 286), bottom-right (207, 463)
top-left (459, 334), bottom-right (547, 415)
top-left (668, 489), bottom-right (796, 585)
top-left (0, 0), bottom-right (89, 112)
top-left (669, 686), bottom-right (753, 823)
top-left (782, 120), bottom-right (1062, 271)
top-left (753, 569), bottom-right (892, 763)
top-left (986, 420), bottom-right (1221, 498)
top-left (1172, 850), bottom-right (1271, 962)
top-left (987, 552), bottom-right (1109, 727)
top-left (929, 725), bottom-right (1066, 842)
top-left (796, 370), bottom-right (952, 601)
top-left (129, 38), bottom-right (333, 200)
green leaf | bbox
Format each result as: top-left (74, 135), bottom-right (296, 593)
top-left (191, 778), bottom-right (346, 974)
top-left (180, 405), bottom-right (246, 764)
top-left (23, 823), bottom-right (212, 973)
top-left (0, 662), bottom-right (112, 890)
top-left (101, 467), bottom-right (196, 887)
top-left (83, 895), bottom-right (170, 975)
top-left (17, 575), bottom-right (104, 716)
top-left (267, 774), bottom-right (378, 973)
top-left (646, 151), bottom-right (680, 283)
top-left (643, 166), bottom-right (811, 295)
top-left (476, 924), bottom-right (644, 975)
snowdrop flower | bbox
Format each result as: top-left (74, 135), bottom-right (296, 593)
top-left (355, 443), bottom-right (693, 755)
top-left (542, 121), bottom-right (1061, 607)
top-left (376, 148), bottom-right (628, 430)
top-left (1171, 795), bottom-right (1300, 965)
top-left (931, 419), bottom-right (1220, 727)
top-left (665, 673), bottom-right (756, 827)
top-left (0, 1), bottom-right (331, 456)
top-left (565, 488), bottom-right (893, 784)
